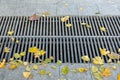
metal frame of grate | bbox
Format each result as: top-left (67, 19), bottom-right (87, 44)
top-left (0, 37), bottom-right (119, 63)
top-left (0, 16), bottom-right (120, 36)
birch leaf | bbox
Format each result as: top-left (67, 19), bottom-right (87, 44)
top-left (81, 55), bottom-right (90, 62)
top-left (102, 68), bottom-right (111, 77)
top-left (0, 59), bottom-right (6, 68)
top-left (93, 56), bottom-right (104, 65)
top-left (14, 53), bottom-right (21, 59)
top-left (33, 64), bottom-right (38, 70)
top-left (93, 72), bottom-right (103, 80)
top-left (57, 60), bottom-right (62, 66)
top-left (20, 52), bottom-right (26, 56)
top-left (99, 48), bottom-right (109, 55)
top-left (66, 23), bottom-right (72, 27)
top-left (100, 27), bottom-right (106, 32)
top-left (92, 66), bottom-right (98, 73)
top-left (61, 66), bottom-right (69, 75)
top-left (39, 70), bottom-right (46, 75)
top-left (4, 47), bottom-right (10, 53)
top-left (23, 72), bottom-right (32, 79)
top-left (107, 52), bottom-right (120, 59)
top-left (9, 64), bottom-right (17, 70)
top-left (42, 11), bottom-right (50, 17)
top-left (77, 68), bottom-right (88, 72)
top-left (26, 66), bottom-right (31, 71)
top-left (118, 48), bottom-right (120, 52)
top-left (51, 65), bottom-right (57, 69)
top-left (61, 16), bottom-right (69, 22)
top-left (118, 73), bottom-right (120, 80)
top-left (8, 31), bottom-right (14, 35)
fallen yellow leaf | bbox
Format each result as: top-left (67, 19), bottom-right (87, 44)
top-left (66, 23), bottom-right (72, 27)
top-left (100, 27), bottom-right (106, 32)
top-left (4, 47), bottom-right (10, 53)
top-left (77, 68), bottom-right (88, 73)
top-left (42, 11), bottom-right (50, 17)
top-left (33, 64), bottom-right (38, 70)
top-left (102, 68), bottom-right (111, 77)
top-left (93, 56), bottom-right (104, 65)
top-left (8, 31), bottom-right (14, 35)
top-left (99, 48), bottom-right (109, 55)
top-left (9, 64), bottom-right (17, 70)
top-left (81, 55), bottom-right (90, 62)
top-left (39, 70), bottom-right (46, 75)
top-left (118, 73), bottom-right (120, 80)
top-left (23, 72), bottom-right (32, 78)
top-left (61, 16), bottom-right (69, 22)
top-left (118, 48), bottom-right (120, 52)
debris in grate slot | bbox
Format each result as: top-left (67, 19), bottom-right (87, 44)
top-left (29, 14), bottom-right (39, 21)
top-left (65, 23), bottom-right (72, 27)
top-left (81, 22), bottom-right (91, 28)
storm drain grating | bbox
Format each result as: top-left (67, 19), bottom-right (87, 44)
top-left (0, 37), bottom-right (119, 63)
top-left (0, 16), bottom-right (120, 63)
top-left (0, 16), bottom-right (120, 36)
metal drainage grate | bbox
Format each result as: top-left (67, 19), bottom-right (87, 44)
top-left (0, 16), bottom-right (120, 36)
top-left (0, 37), bottom-right (119, 63)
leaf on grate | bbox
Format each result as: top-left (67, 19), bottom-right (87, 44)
top-left (102, 68), bottom-right (111, 77)
top-left (0, 59), bottom-right (6, 68)
top-left (28, 47), bottom-right (39, 53)
top-left (29, 14), bottom-right (39, 21)
top-left (99, 48), bottom-right (110, 55)
top-left (16, 40), bottom-right (19, 43)
top-left (93, 56), bottom-right (104, 65)
top-left (61, 16), bottom-right (69, 22)
top-left (118, 48), bottom-right (120, 52)
top-left (42, 11), bottom-right (50, 17)
top-left (81, 55), bottom-right (90, 62)
top-left (9, 64), bottom-right (17, 70)
top-left (100, 27), bottom-right (106, 32)
top-left (39, 70), bottom-right (46, 75)
top-left (23, 62), bottom-right (28, 66)
top-left (77, 68), bottom-right (88, 73)
top-left (33, 64), bottom-right (38, 70)
top-left (4, 47), bottom-right (10, 53)
top-left (14, 53), bottom-right (21, 59)
top-left (20, 52), bottom-right (26, 56)
top-left (57, 60), bottom-right (62, 66)
top-left (66, 23), bottom-right (72, 27)
top-left (8, 30), bottom-right (14, 35)
top-left (61, 66), bottom-right (69, 75)
top-left (107, 52), bottom-right (120, 59)
top-left (10, 37), bottom-right (14, 42)
top-left (118, 73), bottom-right (120, 80)
top-left (81, 23), bottom-right (91, 28)
top-left (23, 72), bottom-right (32, 79)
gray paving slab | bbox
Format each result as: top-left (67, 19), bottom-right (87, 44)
top-left (0, 0), bottom-right (119, 16)
top-left (59, 63), bottom-right (92, 80)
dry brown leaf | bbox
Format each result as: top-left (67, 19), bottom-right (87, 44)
top-left (29, 14), bottom-right (39, 21)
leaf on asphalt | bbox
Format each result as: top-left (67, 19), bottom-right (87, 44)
top-left (29, 14), bottom-right (39, 21)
